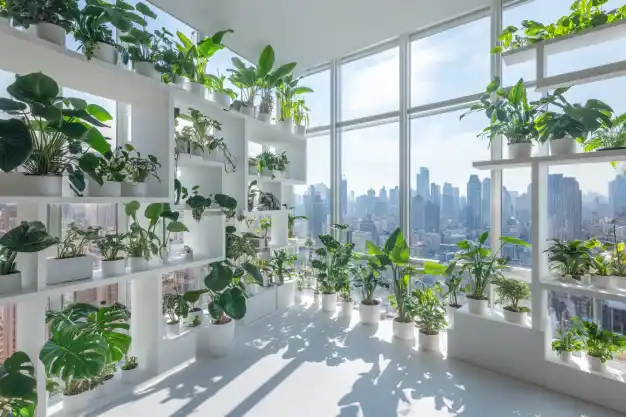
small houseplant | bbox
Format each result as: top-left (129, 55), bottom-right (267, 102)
top-left (456, 231), bottom-right (530, 316)
top-left (228, 57), bottom-right (260, 117)
top-left (85, 146), bottom-right (129, 197)
top-left (551, 325), bottom-right (583, 363)
top-left (183, 289), bottom-right (205, 327)
top-left (351, 260), bottom-right (388, 325)
top-left (94, 232), bottom-right (127, 277)
top-left (412, 284), bottom-right (447, 352)
top-left (424, 260), bottom-right (463, 327)
top-left (293, 98), bottom-right (310, 135)
top-left (0, 351), bottom-right (38, 417)
top-left (47, 223), bottom-right (100, 285)
top-left (121, 144), bottom-right (161, 197)
top-left (288, 212), bottom-right (308, 239)
top-left (276, 74), bottom-right (313, 132)
top-left (268, 249), bottom-right (299, 309)
top-left (120, 356), bottom-right (139, 384)
top-left (255, 150), bottom-right (289, 179)
top-left (0, 221), bottom-right (57, 294)
top-left (163, 291), bottom-right (188, 337)
top-left (573, 317), bottom-right (626, 373)
top-left (491, 276), bottom-right (531, 324)
top-left (205, 72), bottom-right (236, 107)
top-left (8, 0), bottom-right (80, 46)
top-left (584, 113), bottom-right (626, 152)
top-left (545, 238), bottom-right (592, 283)
top-left (338, 275), bottom-right (354, 318)
top-left (255, 45), bottom-right (296, 123)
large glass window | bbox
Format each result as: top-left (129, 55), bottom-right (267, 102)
top-left (301, 70), bottom-right (331, 128)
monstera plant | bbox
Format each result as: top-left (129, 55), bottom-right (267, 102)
top-left (0, 221), bottom-right (58, 275)
top-left (0, 351), bottom-right (37, 417)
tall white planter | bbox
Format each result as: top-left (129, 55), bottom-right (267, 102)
top-left (93, 42), bottom-right (117, 64)
top-left (190, 82), bottom-right (206, 98)
top-left (212, 92), bottom-right (231, 107)
top-left (392, 318), bottom-right (415, 340)
top-left (63, 388), bottom-right (93, 415)
top-left (134, 61), bottom-right (160, 80)
top-left (88, 179), bottom-right (121, 197)
top-left (296, 124), bottom-right (306, 136)
top-left (46, 256), bottom-right (94, 285)
top-left (101, 259), bottom-right (126, 277)
top-left (174, 77), bottom-right (190, 91)
top-left (0, 272), bottom-right (21, 295)
top-left (550, 136), bottom-right (577, 155)
top-left (467, 298), bottom-right (488, 316)
top-left (277, 281), bottom-right (296, 309)
top-left (0, 174), bottom-right (63, 197)
top-left (559, 351), bottom-right (573, 363)
top-left (129, 257), bottom-right (149, 272)
top-left (587, 355), bottom-right (607, 373)
top-left (122, 182), bottom-right (148, 197)
top-left (322, 293), bottom-right (337, 312)
top-left (340, 300), bottom-right (354, 317)
top-left (359, 302), bottom-right (381, 325)
top-left (446, 305), bottom-right (459, 328)
top-left (279, 117), bottom-right (294, 132)
top-left (418, 331), bottom-right (440, 352)
top-left (205, 319), bottom-right (235, 357)
top-left (165, 321), bottom-right (180, 338)
top-left (28, 23), bottom-right (66, 46)
top-left (508, 142), bottom-right (532, 159)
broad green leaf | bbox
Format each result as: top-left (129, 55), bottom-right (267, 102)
top-left (256, 45), bottom-right (275, 78)
top-left (7, 73), bottom-right (59, 106)
top-left (242, 261), bottom-right (264, 285)
top-left (205, 262), bottom-right (233, 292)
top-left (208, 300), bottom-right (224, 320)
top-left (500, 236), bottom-right (531, 247)
top-left (124, 201), bottom-right (140, 217)
top-left (0, 221), bottom-right (57, 253)
top-left (0, 98), bottom-right (27, 112)
top-left (478, 231), bottom-right (489, 244)
top-left (166, 221), bottom-right (188, 233)
top-left (144, 203), bottom-right (164, 221)
top-left (0, 119), bottom-right (33, 172)
top-left (220, 287), bottom-right (246, 320)
top-left (86, 104), bottom-right (113, 122)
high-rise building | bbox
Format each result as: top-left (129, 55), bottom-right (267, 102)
top-left (412, 195), bottom-right (425, 231)
top-left (425, 201), bottom-right (440, 233)
top-left (341, 178), bottom-right (348, 221)
top-left (380, 186), bottom-right (388, 203)
top-left (466, 175), bottom-right (482, 230)
top-left (609, 175), bottom-right (626, 218)
top-left (430, 183), bottom-right (441, 206)
top-left (548, 174), bottom-right (582, 240)
top-left (419, 167), bottom-right (430, 201)
top-left (416, 173), bottom-right (421, 197)
top-left (452, 187), bottom-right (460, 214)
top-left (442, 182), bottom-right (454, 219)
top-left (482, 178), bottom-right (491, 228)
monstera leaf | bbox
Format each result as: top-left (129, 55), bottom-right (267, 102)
top-left (84, 307), bottom-right (131, 363)
top-left (45, 302), bottom-right (99, 332)
top-left (0, 119), bottom-right (32, 172)
top-left (0, 351), bottom-right (37, 414)
top-left (0, 221), bottom-right (58, 253)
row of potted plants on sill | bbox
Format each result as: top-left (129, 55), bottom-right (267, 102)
top-left (248, 150), bottom-right (290, 180)
top-left (462, 77), bottom-right (624, 159)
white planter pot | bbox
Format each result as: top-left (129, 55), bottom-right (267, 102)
top-left (0, 173), bottom-right (62, 197)
top-left (555, 273), bottom-right (584, 284)
top-left (240, 106), bottom-right (255, 118)
top-left (322, 293), bottom-right (337, 312)
top-left (64, 389), bottom-right (93, 415)
top-left (550, 136), bottom-right (577, 155)
top-left (508, 142), bottom-right (532, 159)
top-left (503, 308), bottom-right (527, 324)
top-left (467, 298), bottom-right (488, 316)
top-left (559, 351), bottom-right (573, 363)
top-left (257, 112), bottom-right (271, 123)
top-left (446, 305), bottom-right (459, 328)
top-left (212, 92), bottom-right (231, 108)
top-left (587, 355), bottom-right (607, 373)
top-left (46, 256), bottom-right (94, 285)
top-left (165, 321), bottom-right (180, 338)
top-left (174, 77), bottom-right (189, 91)
top-left (129, 257), bottom-right (149, 272)
top-left (88, 179), bottom-right (121, 197)
top-left (296, 124), bottom-right (306, 136)
top-left (120, 368), bottom-right (141, 385)
top-left (277, 281), bottom-right (296, 310)
top-left (122, 182), bottom-right (148, 197)
top-left (0, 272), bottom-right (21, 295)
top-left (101, 259), bottom-right (126, 277)
top-left (99, 374), bottom-right (118, 396)
top-left (340, 300), bottom-right (354, 317)
top-left (591, 275), bottom-right (617, 290)
top-left (418, 331), bottom-right (440, 352)
top-left (359, 302), bottom-right (381, 325)
top-left (392, 318), bottom-right (415, 341)
top-left (28, 23), bottom-right (66, 46)
top-left (190, 82), bottom-right (206, 98)
top-left (247, 283), bottom-right (259, 295)
top-left (206, 318), bottom-right (235, 357)
top-left (93, 42), bottom-right (117, 64)
top-left (191, 309), bottom-right (204, 322)
top-left (279, 117), bottom-right (294, 132)
top-left (294, 290), bottom-right (303, 304)
top-left (134, 61), bottom-right (160, 80)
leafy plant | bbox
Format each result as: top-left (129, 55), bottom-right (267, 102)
top-left (121, 356), bottom-right (138, 371)
top-left (8, 0), bottom-right (80, 31)
top-left (123, 144), bottom-right (160, 184)
top-left (0, 351), bottom-right (37, 417)
top-left (255, 151), bottom-right (289, 177)
top-left (83, 145), bottom-right (129, 186)
top-left (288, 212), bottom-right (308, 238)
top-left (424, 261), bottom-right (464, 308)
top-left (57, 223), bottom-right (101, 259)
top-left (455, 231), bottom-right (530, 301)
top-left (351, 261), bottom-right (389, 306)
top-left (225, 225), bottom-right (258, 263)
top-left (584, 113), bottom-right (626, 152)
top-left (411, 285), bottom-right (447, 335)
top-left (267, 249), bottom-right (298, 285)
top-left (491, 276), bottom-right (531, 313)
top-left (312, 224), bottom-right (355, 295)
top-left (0, 221), bottom-right (57, 275)
top-left (551, 325), bottom-right (583, 355)
top-left (228, 58), bottom-right (260, 108)
top-left (184, 186), bottom-right (212, 222)
top-left (94, 232), bottom-right (127, 261)
top-left (292, 98), bottom-right (310, 127)
top-left (205, 72), bottom-right (236, 99)
top-left (175, 30), bottom-right (233, 85)
top-left (255, 45), bottom-right (297, 116)
top-left (277, 74), bottom-right (313, 121)
top-left (183, 289), bottom-right (204, 313)
top-left (163, 291), bottom-right (188, 324)
top-left (545, 238), bottom-right (592, 279)
top-left (573, 317), bottom-right (626, 363)
top-left (124, 201), bottom-right (186, 259)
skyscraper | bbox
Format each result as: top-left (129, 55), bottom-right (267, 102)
top-left (467, 175), bottom-right (482, 230)
top-left (412, 195), bottom-right (425, 231)
top-left (380, 186), bottom-right (388, 203)
top-left (609, 175), bottom-right (626, 218)
top-left (430, 183), bottom-right (441, 206)
top-left (442, 182), bottom-right (454, 219)
top-left (482, 178), bottom-right (491, 228)
top-left (419, 167), bottom-right (430, 201)
top-left (452, 187), bottom-right (460, 214)
top-left (548, 174), bottom-right (582, 240)
top-left (341, 178), bottom-right (348, 221)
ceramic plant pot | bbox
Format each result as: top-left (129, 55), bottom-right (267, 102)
top-left (212, 92), bottom-right (231, 108)
top-left (101, 259), bottom-right (125, 277)
top-left (134, 61), bottom-right (160, 80)
top-left (508, 142), bottom-right (532, 159)
top-left (190, 82), bottom-right (206, 98)
top-left (418, 331), bottom-right (440, 352)
top-left (0, 272), bottom-right (21, 295)
top-left (322, 293), bottom-right (337, 312)
top-left (340, 300), bottom-right (354, 317)
top-left (46, 256), bottom-right (94, 285)
top-left (28, 23), bottom-right (66, 46)
top-left (590, 275), bottom-right (617, 290)
top-left (359, 301), bottom-right (381, 325)
top-left (587, 355), bottom-right (607, 373)
top-left (89, 179), bottom-right (121, 197)
top-left (240, 106), bottom-right (255, 118)
top-left (467, 298), bottom-right (488, 316)
top-left (559, 351), bottom-right (573, 363)
top-left (296, 124), bottom-right (306, 136)
top-left (93, 42), bottom-right (117, 64)
top-left (0, 174), bottom-right (62, 197)
top-left (503, 308), bottom-right (527, 324)
top-left (122, 182), bottom-right (148, 197)
top-left (279, 117), bottom-right (294, 132)
top-left (392, 318), bottom-right (415, 340)
top-left (165, 321), bottom-right (180, 338)
top-left (277, 281), bottom-right (296, 309)
top-left (129, 257), bottom-right (149, 272)
top-left (206, 318), bottom-right (235, 356)
top-left (257, 112), bottom-right (271, 123)
top-left (174, 77), bottom-right (190, 91)
top-left (63, 389), bottom-right (93, 415)
top-left (550, 136), bottom-right (577, 155)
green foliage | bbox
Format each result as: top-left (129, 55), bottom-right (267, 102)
top-left (163, 291), bottom-right (188, 323)
top-left (0, 351), bottom-right (37, 417)
top-left (94, 232), bottom-right (127, 261)
top-left (205, 72), bottom-right (236, 99)
top-left (277, 74), bottom-right (313, 121)
top-left (312, 225), bottom-right (355, 295)
top-left (292, 98), bottom-right (310, 127)
top-left (256, 45), bottom-right (297, 115)
top-left (491, 276), bottom-right (531, 312)
top-left (175, 30), bottom-right (233, 84)
top-left (57, 223), bottom-right (101, 259)
top-left (584, 113), bottom-right (626, 152)
top-left (424, 261), bottom-right (464, 307)
top-left (545, 238), bottom-right (592, 279)
top-left (0, 221), bottom-right (57, 275)
top-left (124, 201), bottom-right (179, 260)
top-left (411, 285), bottom-right (447, 335)
top-left (8, 0), bottom-right (80, 31)
top-left (351, 261), bottom-right (389, 305)
top-left (121, 356), bottom-right (138, 371)
top-left (267, 249), bottom-right (298, 285)
top-left (204, 260), bottom-right (256, 323)
top-left (255, 150), bottom-right (289, 177)
top-left (573, 317), bottom-right (626, 363)
top-left (551, 325), bottom-right (583, 355)
top-left (288, 212), bottom-right (308, 238)
top-left (122, 143), bottom-right (160, 184)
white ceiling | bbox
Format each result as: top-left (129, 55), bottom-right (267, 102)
top-left (151, 0), bottom-right (491, 71)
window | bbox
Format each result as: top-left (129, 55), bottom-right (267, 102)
top-left (411, 17), bottom-right (490, 107)
top-left (341, 122), bottom-right (399, 251)
top-left (301, 70), bottom-right (330, 128)
top-left (340, 48), bottom-right (399, 121)
top-left (410, 110), bottom-right (490, 258)
top-left (205, 48), bottom-right (250, 95)
top-left (502, 168), bottom-right (532, 268)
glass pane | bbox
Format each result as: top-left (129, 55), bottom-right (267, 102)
top-left (411, 17), bottom-right (490, 107)
top-left (301, 70), bottom-right (330, 128)
top-left (502, 168), bottom-right (533, 268)
top-left (341, 48), bottom-right (399, 121)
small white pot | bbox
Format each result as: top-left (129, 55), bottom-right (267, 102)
top-left (174, 77), bottom-right (190, 91)
top-left (0, 272), bottom-right (21, 295)
top-left (503, 308), bottom-right (527, 324)
top-left (63, 389), bottom-right (93, 415)
top-left (257, 112), bottom-right (271, 123)
top-left (277, 281), bottom-right (296, 310)
top-left (101, 259), bottom-right (126, 277)
top-left (446, 305), bottom-right (459, 328)
top-left (587, 355), bottom-right (607, 373)
top-left (418, 331), bottom-right (440, 352)
top-left (134, 61), bottom-right (160, 80)
top-left (165, 321), bottom-right (180, 338)
top-left (392, 318), bottom-right (415, 341)
top-left (296, 124), bottom-right (306, 136)
top-left (279, 117), bottom-right (294, 132)
top-left (46, 256), bottom-right (94, 285)
top-left (28, 23), bottom-right (66, 46)
top-left (93, 42), bottom-right (117, 64)
top-left (190, 82), bottom-right (206, 98)
top-left (122, 182), bottom-right (148, 197)
top-left (120, 368), bottom-right (141, 385)
top-left (508, 142), bottom-right (532, 159)
top-left (591, 275), bottom-right (617, 290)
top-left (206, 318), bottom-right (235, 357)
top-left (359, 302), bottom-right (381, 325)
top-left (88, 179), bottom-right (121, 197)
top-left (559, 351), bottom-right (573, 363)
top-left (322, 293), bottom-right (337, 312)
top-left (212, 92), bottom-right (231, 108)
top-left (129, 257), bottom-right (149, 272)
top-left (467, 298), bottom-right (488, 316)
top-left (340, 300), bottom-right (354, 317)
top-left (240, 106), bottom-right (255, 118)
top-left (0, 173), bottom-right (62, 197)
top-left (550, 136), bottom-right (577, 155)
top-left (294, 290), bottom-right (303, 304)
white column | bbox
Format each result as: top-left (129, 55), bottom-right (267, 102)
top-left (130, 276), bottom-right (163, 374)
top-left (330, 59), bottom-right (341, 229)
top-left (399, 34), bottom-right (410, 241)
top-left (16, 300), bottom-right (46, 417)
top-left (531, 161), bottom-right (549, 331)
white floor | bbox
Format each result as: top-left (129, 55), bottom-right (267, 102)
top-left (90, 299), bottom-right (625, 417)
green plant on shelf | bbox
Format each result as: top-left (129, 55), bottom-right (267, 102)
top-left (424, 260), bottom-right (464, 308)
top-left (492, 0), bottom-right (626, 53)
top-left (228, 57), bottom-right (261, 110)
top-left (7, 0), bottom-right (80, 32)
top-left (545, 238), bottom-right (593, 281)
top-left (120, 5), bottom-right (173, 67)
top-left (584, 113), bottom-right (626, 153)
top-left (255, 150), bottom-right (289, 178)
top-left (491, 276), bottom-right (531, 314)
top-left (123, 144), bottom-right (161, 184)
top-left (184, 186), bottom-right (213, 222)
top-left (293, 98), bottom-right (310, 128)
top-left (277, 74), bottom-right (313, 122)
top-left (0, 351), bottom-right (38, 417)
top-left (0, 221), bottom-right (57, 276)
top-left (267, 249), bottom-right (298, 285)
top-left (258, 217), bottom-right (272, 241)
top-left (94, 232), bottom-right (128, 262)
top-left (573, 317), bottom-right (626, 363)
top-left (551, 325), bottom-right (583, 355)
top-left (56, 223), bottom-right (101, 259)
top-left (83, 145), bottom-right (130, 187)
top-left (350, 261), bottom-right (389, 306)
top-left (288, 211), bottom-right (308, 239)
top-left (255, 45), bottom-right (297, 117)
top-left (163, 291), bottom-right (188, 325)
top-left (205, 72), bottom-right (236, 99)
top-left (410, 284), bottom-right (447, 336)
top-left (174, 30), bottom-right (233, 86)
top-left (312, 224), bottom-right (355, 296)
top-left (121, 356), bottom-right (138, 371)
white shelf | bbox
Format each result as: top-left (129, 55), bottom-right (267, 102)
top-left (455, 304), bottom-right (532, 329)
top-left (244, 209), bottom-right (288, 217)
top-left (246, 118), bottom-right (306, 144)
top-left (249, 175), bottom-right (306, 186)
top-left (0, 255), bottom-right (224, 306)
top-left (540, 277), bottom-right (626, 303)
top-left (177, 155), bottom-right (225, 169)
top-left (0, 195), bottom-right (169, 204)
top-left (502, 19), bottom-right (626, 66)
top-left (473, 148), bottom-right (626, 170)
top-left (172, 204), bottom-right (222, 214)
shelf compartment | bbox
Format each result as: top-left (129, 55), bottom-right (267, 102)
top-left (540, 277), bottom-right (626, 303)
top-left (473, 148), bottom-right (626, 170)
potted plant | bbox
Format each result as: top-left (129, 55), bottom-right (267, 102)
top-left (9, 0), bottom-right (79, 46)
top-left (0, 221), bottom-right (57, 294)
top-left (584, 113), bottom-right (626, 152)
top-left (456, 232), bottom-right (530, 316)
top-left (276, 74), bottom-right (313, 132)
top-left (244, 273), bottom-right (260, 295)
top-left (163, 291), bottom-right (188, 337)
top-left (120, 356), bottom-right (139, 384)
top-left (228, 56), bottom-right (263, 117)
top-left (86, 146), bottom-right (129, 197)
top-left (46, 223), bottom-right (100, 285)
top-left (294, 271), bottom-right (307, 304)
top-left (255, 150), bottom-right (289, 179)
top-left (123, 201), bottom-right (160, 271)
top-left (206, 72), bottom-right (237, 107)
top-left (545, 238), bottom-right (592, 284)
top-left (255, 45), bottom-right (296, 123)
top-left (351, 261), bottom-right (388, 325)
top-left (311, 225), bottom-right (355, 313)
top-left (183, 289), bottom-right (205, 327)
top-left (338, 277), bottom-right (354, 318)
top-left (551, 325), bottom-right (583, 363)
top-left (573, 317), bottom-right (626, 373)
top-left (288, 212), bottom-right (308, 240)
top-left (293, 98), bottom-right (310, 136)
top-left (424, 261), bottom-right (463, 327)
top-left (412, 284), bottom-right (447, 352)
top-left (95, 232), bottom-right (127, 277)
top-left (121, 23), bottom-right (175, 80)
top-left (0, 351), bottom-right (37, 416)
top-left (491, 276), bottom-right (531, 324)
top-left (121, 144), bottom-right (161, 197)
top-left (460, 78), bottom-right (542, 159)
top-left (268, 249), bottom-right (299, 309)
